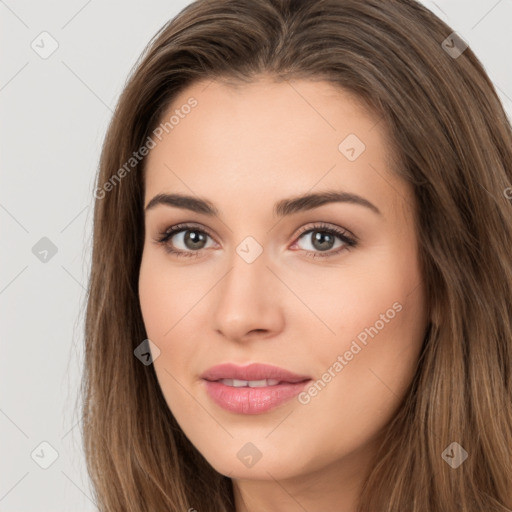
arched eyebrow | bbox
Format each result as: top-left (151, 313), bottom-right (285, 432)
top-left (144, 190), bottom-right (382, 217)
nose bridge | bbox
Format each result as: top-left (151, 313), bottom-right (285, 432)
top-left (213, 243), bottom-right (281, 339)
top-left (220, 245), bottom-right (271, 310)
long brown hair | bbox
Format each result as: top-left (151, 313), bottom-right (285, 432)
top-left (81, 0), bottom-right (512, 510)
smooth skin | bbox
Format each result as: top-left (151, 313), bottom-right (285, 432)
top-left (138, 76), bottom-right (428, 512)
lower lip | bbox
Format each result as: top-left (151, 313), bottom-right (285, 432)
top-left (203, 379), bottom-right (311, 414)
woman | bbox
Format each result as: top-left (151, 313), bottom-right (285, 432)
top-left (82, 0), bottom-right (512, 510)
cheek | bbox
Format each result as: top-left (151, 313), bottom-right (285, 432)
top-left (313, 280), bottom-right (423, 398)
top-left (138, 248), bottom-right (197, 332)
top-left (138, 253), bottom-right (185, 364)
top-left (303, 242), bottom-right (426, 404)
top-left (138, 256), bottom-right (193, 413)
top-left (293, 281), bottom-right (425, 463)
top-left (138, 258), bottom-right (169, 336)
top-left (292, 244), bottom-right (423, 344)
top-left (341, 238), bottom-right (423, 339)
top-left (138, 252), bottom-right (205, 375)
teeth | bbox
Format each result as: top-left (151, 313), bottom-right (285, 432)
top-left (218, 378), bottom-right (281, 387)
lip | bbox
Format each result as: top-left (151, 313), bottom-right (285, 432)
top-left (200, 362), bottom-right (311, 383)
top-left (201, 363), bottom-right (312, 415)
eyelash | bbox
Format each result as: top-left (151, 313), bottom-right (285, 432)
top-left (153, 222), bottom-right (358, 259)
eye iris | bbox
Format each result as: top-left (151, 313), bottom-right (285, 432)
top-left (184, 230), bottom-right (207, 250)
top-left (312, 230), bottom-right (334, 251)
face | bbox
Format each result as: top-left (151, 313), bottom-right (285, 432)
top-left (138, 77), bottom-right (428, 502)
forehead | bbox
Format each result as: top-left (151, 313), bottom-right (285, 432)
top-left (143, 78), bottom-right (410, 222)
top-left (154, 77), bottom-right (384, 142)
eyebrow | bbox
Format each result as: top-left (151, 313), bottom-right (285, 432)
top-left (144, 190), bottom-right (381, 217)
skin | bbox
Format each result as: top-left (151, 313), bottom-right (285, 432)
top-left (138, 76), bottom-right (429, 511)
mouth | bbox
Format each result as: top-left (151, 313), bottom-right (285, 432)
top-left (200, 362), bottom-right (311, 383)
top-left (200, 363), bottom-right (312, 414)
top-left (212, 378), bottom-right (299, 387)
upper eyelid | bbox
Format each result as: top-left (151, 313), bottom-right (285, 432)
top-left (162, 221), bottom-right (354, 244)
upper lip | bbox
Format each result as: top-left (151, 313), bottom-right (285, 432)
top-left (201, 363), bottom-right (311, 384)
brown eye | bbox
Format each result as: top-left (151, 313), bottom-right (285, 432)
top-left (155, 224), bottom-right (215, 258)
top-left (293, 223), bottom-right (358, 259)
top-left (300, 230), bottom-right (338, 252)
top-left (174, 229), bottom-right (209, 250)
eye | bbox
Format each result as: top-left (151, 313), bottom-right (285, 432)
top-left (153, 222), bottom-right (358, 259)
top-left (292, 222), bottom-right (358, 259)
top-left (154, 223), bottom-right (216, 258)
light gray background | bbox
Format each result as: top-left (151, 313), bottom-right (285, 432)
top-left (1, 0), bottom-right (511, 510)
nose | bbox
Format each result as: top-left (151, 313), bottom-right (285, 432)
top-left (212, 251), bottom-right (284, 343)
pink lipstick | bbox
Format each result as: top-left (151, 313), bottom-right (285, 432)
top-left (201, 363), bottom-right (312, 414)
